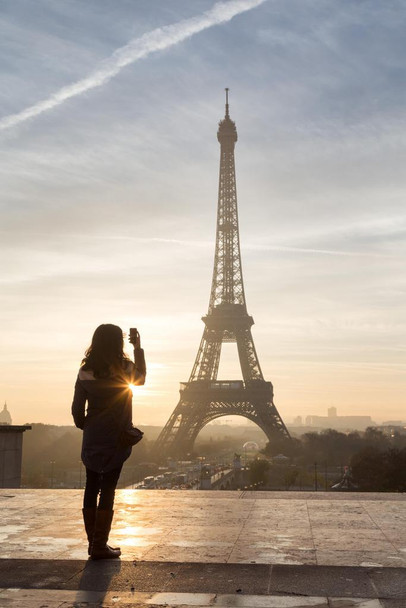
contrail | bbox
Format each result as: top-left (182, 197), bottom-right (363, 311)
top-left (0, 0), bottom-right (267, 132)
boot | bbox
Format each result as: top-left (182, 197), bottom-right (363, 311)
top-left (90, 509), bottom-right (121, 560)
top-left (82, 508), bottom-right (120, 556)
top-left (82, 507), bottom-right (97, 555)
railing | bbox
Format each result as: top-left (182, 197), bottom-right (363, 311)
top-left (210, 381), bottom-right (244, 390)
top-left (180, 380), bottom-right (245, 391)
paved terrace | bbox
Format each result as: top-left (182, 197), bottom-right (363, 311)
top-left (1, 490), bottom-right (406, 607)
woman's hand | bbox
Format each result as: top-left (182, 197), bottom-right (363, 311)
top-left (129, 328), bottom-right (141, 349)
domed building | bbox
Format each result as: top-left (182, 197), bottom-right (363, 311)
top-left (0, 402), bottom-right (12, 425)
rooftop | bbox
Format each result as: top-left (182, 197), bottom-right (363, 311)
top-left (1, 489), bottom-right (406, 607)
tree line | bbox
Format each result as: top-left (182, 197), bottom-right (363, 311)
top-left (261, 428), bottom-right (406, 492)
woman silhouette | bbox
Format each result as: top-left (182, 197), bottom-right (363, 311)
top-left (72, 324), bottom-right (146, 560)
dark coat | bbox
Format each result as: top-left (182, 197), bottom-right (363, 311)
top-left (71, 351), bottom-right (146, 473)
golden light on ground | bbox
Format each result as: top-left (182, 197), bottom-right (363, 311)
top-left (115, 524), bottom-right (161, 547)
top-left (117, 526), bottom-right (161, 536)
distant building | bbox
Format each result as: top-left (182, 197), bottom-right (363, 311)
top-left (0, 402), bottom-right (12, 425)
top-left (376, 424), bottom-right (406, 437)
top-left (382, 420), bottom-right (406, 427)
top-left (293, 416), bottom-right (303, 426)
top-left (305, 408), bottom-right (374, 431)
top-left (0, 402), bottom-right (33, 488)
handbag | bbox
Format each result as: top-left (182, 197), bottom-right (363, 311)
top-left (119, 425), bottom-right (144, 448)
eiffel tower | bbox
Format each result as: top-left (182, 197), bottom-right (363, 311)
top-left (154, 90), bottom-right (290, 458)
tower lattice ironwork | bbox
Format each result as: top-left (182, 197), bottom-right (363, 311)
top-left (154, 91), bottom-right (290, 458)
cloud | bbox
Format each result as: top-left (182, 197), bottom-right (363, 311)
top-left (0, 0), bottom-right (268, 132)
top-left (243, 244), bottom-right (388, 258)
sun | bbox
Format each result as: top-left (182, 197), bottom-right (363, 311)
top-left (129, 383), bottom-right (148, 397)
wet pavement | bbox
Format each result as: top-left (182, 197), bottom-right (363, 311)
top-left (1, 490), bottom-right (406, 606)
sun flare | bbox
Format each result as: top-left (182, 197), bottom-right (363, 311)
top-left (129, 383), bottom-right (148, 397)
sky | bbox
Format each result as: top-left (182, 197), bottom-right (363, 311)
top-left (0, 0), bottom-right (405, 428)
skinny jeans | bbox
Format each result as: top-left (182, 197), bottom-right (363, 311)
top-left (83, 466), bottom-right (123, 510)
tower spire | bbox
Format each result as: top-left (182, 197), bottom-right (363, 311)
top-left (225, 87), bottom-right (229, 118)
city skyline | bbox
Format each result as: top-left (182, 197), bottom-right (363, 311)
top-left (1, 1), bottom-right (405, 426)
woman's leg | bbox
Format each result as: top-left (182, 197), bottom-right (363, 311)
top-left (90, 466), bottom-right (123, 560)
top-left (82, 468), bottom-right (100, 555)
top-left (83, 468), bottom-right (100, 508)
top-left (98, 466), bottom-right (123, 510)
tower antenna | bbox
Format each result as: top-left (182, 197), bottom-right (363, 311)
top-left (225, 87), bottom-right (229, 117)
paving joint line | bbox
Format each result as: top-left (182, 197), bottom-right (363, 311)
top-left (365, 501), bottom-right (400, 555)
top-left (366, 569), bottom-right (394, 604)
top-left (225, 492), bottom-right (256, 563)
top-left (304, 495), bottom-right (318, 567)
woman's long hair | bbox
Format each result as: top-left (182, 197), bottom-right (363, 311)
top-left (81, 324), bottom-right (129, 378)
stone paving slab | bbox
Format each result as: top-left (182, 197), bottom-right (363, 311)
top-left (0, 588), bottom-right (387, 607)
top-left (1, 490), bottom-right (406, 567)
top-left (1, 491), bottom-right (406, 606)
top-left (0, 559), bottom-right (405, 600)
